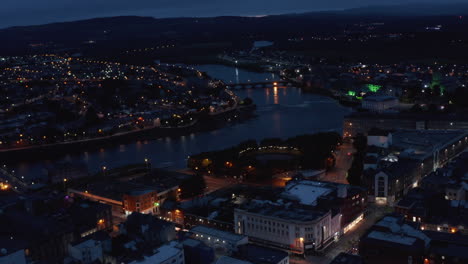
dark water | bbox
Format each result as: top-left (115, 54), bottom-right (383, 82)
top-left (11, 65), bottom-right (349, 179)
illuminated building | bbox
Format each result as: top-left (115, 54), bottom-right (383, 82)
top-left (361, 95), bottom-right (399, 113)
top-left (190, 225), bottom-right (248, 254)
top-left (234, 200), bottom-right (340, 254)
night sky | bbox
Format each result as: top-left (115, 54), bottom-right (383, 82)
top-left (0, 0), bottom-right (462, 28)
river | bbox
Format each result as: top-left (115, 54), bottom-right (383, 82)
top-left (9, 64), bottom-right (350, 180)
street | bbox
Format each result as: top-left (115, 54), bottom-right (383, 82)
top-left (320, 142), bottom-right (355, 184)
top-left (290, 204), bottom-right (393, 264)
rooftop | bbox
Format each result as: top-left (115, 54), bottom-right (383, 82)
top-left (236, 244), bottom-right (288, 264)
top-left (282, 180), bottom-right (333, 206)
top-left (237, 200), bottom-right (328, 222)
top-left (367, 231), bottom-right (417, 246)
top-left (374, 216), bottom-right (431, 246)
top-left (391, 130), bottom-right (467, 160)
top-left (128, 241), bottom-right (182, 264)
top-left (216, 256), bottom-right (253, 264)
top-left (70, 238), bottom-right (101, 249)
top-left (191, 225), bottom-right (247, 243)
top-left (329, 253), bottom-right (363, 264)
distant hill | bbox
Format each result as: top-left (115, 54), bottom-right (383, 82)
top-left (1, 3), bottom-right (468, 57)
top-left (341, 3), bottom-right (468, 16)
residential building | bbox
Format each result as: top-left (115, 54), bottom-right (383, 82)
top-left (359, 216), bottom-right (430, 264)
top-left (68, 238), bottom-right (103, 264)
top-left (0, 238), bottom-right (26, 264)
top-left (120, 213), bottom-right (176, 246)
top-left (367, 129), bottom-right (392, 148)
top-left (68, 171), bottom-right (180, 219)
top-left (235, 244), bottom-right (289, 264)
top-left (363, 130), bottom-right (468, 206)
top-left (180, 238), bottom-right (215, 264)
top-left (329, 253), bottom-right (363, 264)
top-left (128, 241), bottom-right (184, 264)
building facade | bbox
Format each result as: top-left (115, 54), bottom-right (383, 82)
top-left (234, 201), bottom-right (340, 254)
top-left (361, 95), bottom-right (399, 113)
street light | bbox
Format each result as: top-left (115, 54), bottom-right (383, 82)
top-left (144, 158), bottom-right (151, 171)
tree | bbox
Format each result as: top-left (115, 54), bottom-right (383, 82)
top-left (84, 107), bottom-right (100, 126)
top-left (241, 97), bottom-right (253, 106)
top-left (347, 133), bottom-right (367, 186)
top-left (410, 104), bottom-right (422, 112)
top-left (347, 154), bottom-right (364, 186)
top-left (179, 174), bottom-right (206, 199)
top-left (260, 138), bottom-right (283, 146)
top-left (353, 133), bottom-right (367, 153)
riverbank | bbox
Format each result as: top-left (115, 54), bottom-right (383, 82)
top-left (6, 64), bottom-right (348, 180)
top-left (0, 104), bottom-right (256, 161)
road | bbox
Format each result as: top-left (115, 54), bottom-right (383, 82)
top-left (290, 204), bottom-right (393, 264)
top-left (320, 142), bottom-right (355, 184)
top-left (203, 175), bottom-right (241, 193)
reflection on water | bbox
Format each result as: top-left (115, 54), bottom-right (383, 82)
top-left (11, 65), bottom-right (349, 179)
top-left (194, 64), bottom-right (279, 84)
top-left (273, 86), bottom-right (279, 105)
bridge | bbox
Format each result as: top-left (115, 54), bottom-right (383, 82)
top-left (226, 80), bottom-right (296, 89)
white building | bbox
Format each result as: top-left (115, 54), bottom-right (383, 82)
top-left (129, 241), bottom-right (184, 264)
top-left (367, 130), bottom-right (392, 149)
top-left (190, 225), bottom-right (248, 254)
top-left (362, 95), bottom-right (399, 113)
top-left (68, 239), bottom-right (104, 264)
top-left (281, 180), bottom-right (333, 206)
top-left (234, 200), bottom-right (341, 253)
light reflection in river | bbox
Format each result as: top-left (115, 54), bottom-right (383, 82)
top-left (9, 64), bottom-right (349, 180)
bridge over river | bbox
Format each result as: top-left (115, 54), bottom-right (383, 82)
top-left (227, 80), bottom-right (297, 89)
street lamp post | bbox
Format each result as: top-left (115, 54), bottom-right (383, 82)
top-left (144, 158), bottom-right (151, 171)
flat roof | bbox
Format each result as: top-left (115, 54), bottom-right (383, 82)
top-left (367, 231), bottom-right (417, 246)
top-left (237, 244), bottom-right (288, 264)
top-left (181, 238), bottom-right (202, 248)
top-left (216, 256), bottom-right (252, 264)
top-left (375, 216), bottom-right (431, 246)
top-left (129, 241), bottom-right (182, 264)
top-left (330, 253), bottom-right (363, 264)
top-left (191, 225), bottom-right (247, 243)
top-left (237, 200), bottom-right (328, 222)
top-left (391, 130), bottom-right (468, 160)
top-left (282, 181), bottom-right (332, 206)
top-left (71, 238), bottom-right (100, 249)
